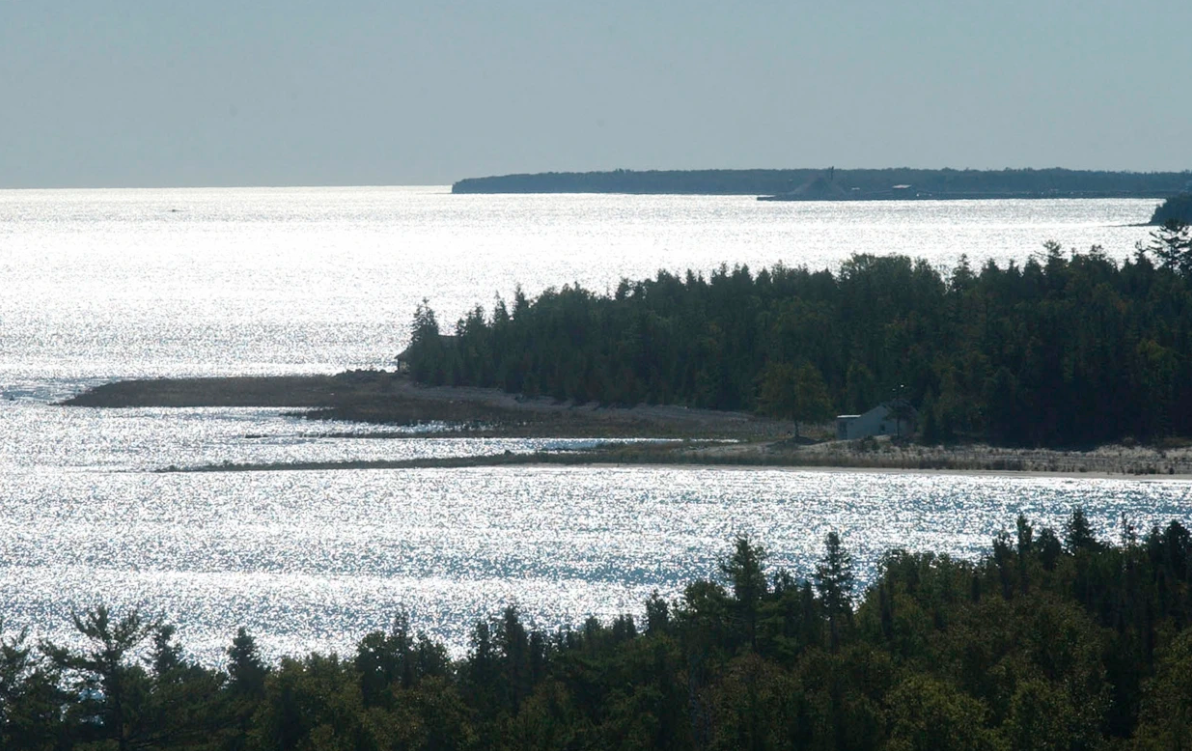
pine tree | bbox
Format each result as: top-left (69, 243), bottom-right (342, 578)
top-left (1065, 507), bottom-right (1103, 553)
top-left (42, 606), bottom-right (159, 751)
top-left (815, 532), bottom-right (855, 651)
top-left (815, 532), bottom-right (855, 616)
top-left (226, 627), bottom-right (268, 698)
top-left (720, 536), bottom-right (768, 650)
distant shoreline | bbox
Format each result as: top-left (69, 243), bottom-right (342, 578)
top-left (452, 167), bottom-right (1191, 199)
top-left (62, 373), bottom-right (1192, 478)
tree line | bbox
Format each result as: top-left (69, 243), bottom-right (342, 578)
top-left (1150, 195), bottom-right (1192, 226)
top-left (1, 510), bottom-right (1190, 749)
top-left (403, 226), bottom-right (1192, 446)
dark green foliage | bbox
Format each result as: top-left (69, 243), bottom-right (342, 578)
top-left (355, 611), bottom-right (450, 712)
top-left (1135, 629), bottom-right (1192, 750)
top-left (1064, 506), bottom-right (1103, 553)
top-left (885, 674), bottom-right (1000, 751)
top-left (0, 623), bottom-right (62, 750)
top-left (405, 247), bottom-right (1192, 446)
top-left (39, 606), bottom-right (227, 750)
top-left (405, 300), bottom-right (451, 386)
top-left (226, 626), bottom-right (268, 698)
top-left (1140, 219), bottom-right (1192, 276)
top-left (1036, 527), bottom-right (1063, 571)
top-left (815, 532), bottom-right (855, 620)
top-left (42, 606), bottom-right (160, 750)
top-left (1149, 193), bottom-right (1192, 226)
top-left (919, 391), bottom-right (941, 445)
top-left (7, 513), bottom-right (1192, 748)
top-left (816, 532), bottom-right (856, 653)
top-left (757, 363), bottom-right (833, 438)
top-left (645, 590), bottom-right (671, 633)
top-left (721, 536), bottom-right (769, 650)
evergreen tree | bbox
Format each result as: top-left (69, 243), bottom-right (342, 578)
top-left (814, 532), bottom-right (855, 616)
top-left (1064, 506), bottom-right (1103, 553)
top-left (1036, 527), bottom-right (1063, 570)
top-left (150, 624), bottom-right (184, 677)
top-left (42, 606), bottom-right (159, 751)
top-left (720, 536), bottom-right (769, 650)
top-left (1016, 513), bottom-right (1034, 593)
top-left (645, 591), bottom-right (670, 633)
top-left (226, 627), bottom-right (268, 698)
top-left (815, 532), bottom-right (855, 651)
top-left (1141, 219), bottom-right (1192, 276)
top-left (0, 623), bottom-right (62, 749)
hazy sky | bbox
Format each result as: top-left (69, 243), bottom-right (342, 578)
top-left (2, 1), bottom-right (1189, 187)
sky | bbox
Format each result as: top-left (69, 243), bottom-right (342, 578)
top-left (2, 0), bottom-right (1190, 187)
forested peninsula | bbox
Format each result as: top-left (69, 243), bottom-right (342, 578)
top-left (452, 168), bottom-right (1192, 199)
top-left (1150, 194), bottom-right (1192, 225)
top-left (2, 512), bottom-right (1191, 750)
top-left (404, 224), bottom-right (1192, 448)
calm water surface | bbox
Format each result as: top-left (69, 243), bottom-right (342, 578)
top-left (0, 187), bottom-right (1184, 662)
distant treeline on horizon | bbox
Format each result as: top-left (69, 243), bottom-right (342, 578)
top-left (452, 167), bottom-right (1192, 199)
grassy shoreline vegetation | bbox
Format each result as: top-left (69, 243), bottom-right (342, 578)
top-left (2, 512), bottom-right (1191, 749)
top-left (158, 441), bottom-right (1192, 477)
top-left (60, 373), bottom-right (787, 440)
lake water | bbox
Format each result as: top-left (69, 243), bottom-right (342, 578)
top-left (1, 187), bottom-right (1186, 662)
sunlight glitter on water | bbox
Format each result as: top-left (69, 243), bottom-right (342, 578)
top-left (0, 188), bottom-right (1182, 664)
top-left (0, 188), bottom-right (1159, 384)
top-left (2, 464), bottom-right (1190, 662)
top-left (0, 402), bottom-right (642, 471)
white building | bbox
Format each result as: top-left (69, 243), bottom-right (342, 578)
top-left (835, 401), bottom-right (916, 440)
